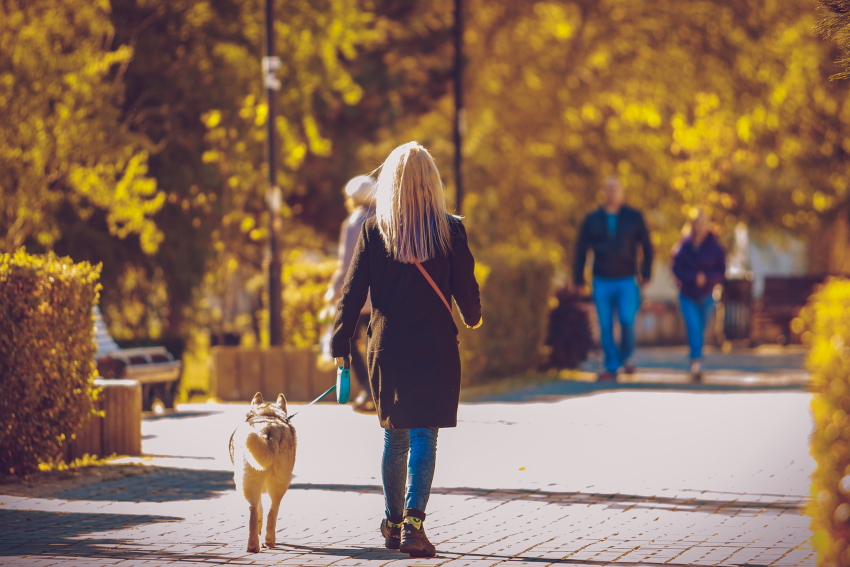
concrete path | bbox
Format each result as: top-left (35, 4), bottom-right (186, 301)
top-left (579, 345), bottom-right (808, 381)
top-left (0, 359), bottom-right (816, 566)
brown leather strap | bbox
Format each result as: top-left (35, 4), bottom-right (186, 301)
top-left (413, 259), bottom-right (452, 315)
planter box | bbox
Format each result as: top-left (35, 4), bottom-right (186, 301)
top-left (211, 346), bottom-right (363, 402)
top-left (65, 379), bottom-right (142, 461)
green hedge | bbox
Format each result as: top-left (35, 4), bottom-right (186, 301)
top-left (802, 277), bottom-right (850, 566)
top-left (456, 246), bottom-right (554, 383)
top-left (282, 257), bottom-right (337, 349)
top-left (0, 250), bottom-right (101, 475)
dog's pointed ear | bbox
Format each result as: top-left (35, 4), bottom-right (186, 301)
top-left (275, 393), bottom-right (287, 413)
top-left (251, 392), bottom-right (264, 406)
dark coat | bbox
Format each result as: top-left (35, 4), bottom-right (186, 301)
top-left (573, 206), bottom-right (654, 286)
top-left (330, 216), bottom-right (482, 429)
top-left (672, 232), bottom-right (726, 301)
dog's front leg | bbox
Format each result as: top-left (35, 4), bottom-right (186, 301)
top-left (264, 486), bottom-right (287, 549)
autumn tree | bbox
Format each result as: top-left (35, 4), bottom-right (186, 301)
top-left (363, 0), bottom-right (847, 281)
top-left (108, 0), bottom-right (455, 342)
top-left (0, 0), bottom-right (163, 257)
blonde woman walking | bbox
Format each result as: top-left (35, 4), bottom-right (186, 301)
top-left (331, 142), bottom-right (482, 557)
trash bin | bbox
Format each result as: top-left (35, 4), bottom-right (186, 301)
top-left (722, 278), bottom-right (753, 340)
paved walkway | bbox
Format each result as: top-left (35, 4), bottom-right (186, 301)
top-left (0, 352), bottom-right (816, 566)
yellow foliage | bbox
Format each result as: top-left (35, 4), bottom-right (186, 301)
top-left (801, 278), bottom-right (850, 566)
top-left (0, 0), bottom-right (163, 253)
top-left (361, 0), bottom-right (849, 267)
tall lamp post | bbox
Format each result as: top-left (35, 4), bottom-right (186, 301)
top-left (454, 0), bottom-right (464, 214)
top-left (263, 0), bottom-right (283, 346)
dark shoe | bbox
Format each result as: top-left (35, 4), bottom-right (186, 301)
top-left (690, 359), bottom-right (702, 383)
top-left (623, 363), bottom-right (637, 375)
top-left (400, 523), bottom-right (436, 558)
top-left (597, 371), bottom-right (617, 382)
top-left (380, 518), bottom-right (402, 550)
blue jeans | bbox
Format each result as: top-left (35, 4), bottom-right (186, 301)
top-left (680, 293), bottom-right (715, 360)
top-left (383, 428), bottom-right (438, 518)
top-left (593, 276), bottom-right (640, 373)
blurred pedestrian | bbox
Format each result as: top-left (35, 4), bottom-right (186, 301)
top-left (672, 210), bottom-right (726, 382)
top-left (325, 175), bottom-right (376, 412)
top-left (331, 142), bottom-right (482, 558)
top-left (574, 176), bottom-right (654, 381)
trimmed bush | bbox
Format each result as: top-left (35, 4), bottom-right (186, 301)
top-left (456, 246), bottom-right (554, 383)
top-left (801, 277), bottom-right (850, 566)
top-left (282, 257), bottom-right (337, 349)
top-left (0, 250), bottom-right (101, 475)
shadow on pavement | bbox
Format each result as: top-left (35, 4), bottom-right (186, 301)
top-left (143, 409), bottom-right (224, 422)
top-left (0, 509), bottom-right (184, 557)
top-left (278, 543), bottom-right (781, 566)
top-left (53, 467), bottom-right (234, 502)
top-left (273, 543), bottom-right (686, 566)
top-left (289, 483), bottom-right (803, 515)
top-left (471, 379), bottom-right (809, 403)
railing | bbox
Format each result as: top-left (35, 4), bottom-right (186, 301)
top-left (211, 346), bottom-right (365, 402)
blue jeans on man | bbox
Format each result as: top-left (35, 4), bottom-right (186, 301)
top-left (593, 276), bottom-right (640, 373)
top-left (679, 293), bottom-right (715, 360)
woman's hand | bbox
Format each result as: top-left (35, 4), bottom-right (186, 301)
top-left (696, 272), bottom-right (706, 287)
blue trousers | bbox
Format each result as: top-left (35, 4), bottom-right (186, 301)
top-left (679, 293), bottom-right (715, 360)
top-left (593, 277), bottom-right (640, 373)
top-left (382, 428), bottom-right (438, 518)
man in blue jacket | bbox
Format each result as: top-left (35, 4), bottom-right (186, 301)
top-left (574, 177), bottom-right (653, 381)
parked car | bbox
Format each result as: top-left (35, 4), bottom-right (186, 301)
top-left (93, 307), bottom-right (182, 411)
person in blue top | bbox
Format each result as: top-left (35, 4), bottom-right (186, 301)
top-left (325, 175), bottom-right (376, 412)
top-left (574, 177), bottom-right (654, 381)
top-left (672, 211), bottom-right (726, 381)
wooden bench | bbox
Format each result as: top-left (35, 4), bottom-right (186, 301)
top-left (751, 275), bottom-right (827, 344)
top-left (93, 306), bottom-right (182, 410)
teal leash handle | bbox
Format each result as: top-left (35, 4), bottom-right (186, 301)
top-left (336, 356), bottom-right (351, 404)
top-left (284, 356), bottom-right (351, 422)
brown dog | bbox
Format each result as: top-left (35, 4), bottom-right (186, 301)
top-left (229, 393), bottom-right (297, 552)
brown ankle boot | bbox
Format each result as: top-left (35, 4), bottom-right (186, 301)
top-left (380, 516), bottom-right (402, 550)
top-left (399, 514), bottom-right (436, 557)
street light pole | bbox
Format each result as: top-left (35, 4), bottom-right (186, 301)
top-left (263, 0), bottom-right (283, 346)
top-left (454, 0), bottom-right (464, 214)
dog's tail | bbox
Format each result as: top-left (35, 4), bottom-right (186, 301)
top-left (228, 430), bottom-right (235, 465)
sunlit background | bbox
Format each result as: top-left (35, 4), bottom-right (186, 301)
top-left (3, 0), bottom-right (849, 375)
top-left (3, 0), bottom-right (850, 564)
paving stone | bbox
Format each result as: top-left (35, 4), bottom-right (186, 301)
top-left (0, 388), bottom-right (818, 567)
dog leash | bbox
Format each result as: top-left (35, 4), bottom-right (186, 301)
top-left (284, 357), bottom-right (351, 422)
top-left (283, 384), bottom-right (337, 422)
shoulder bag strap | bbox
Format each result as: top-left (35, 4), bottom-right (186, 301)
top-left (412, 259), bottom-right (452, 315)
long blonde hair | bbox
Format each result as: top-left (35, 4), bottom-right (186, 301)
top-left (374, 142), bottom-right (453, 263)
